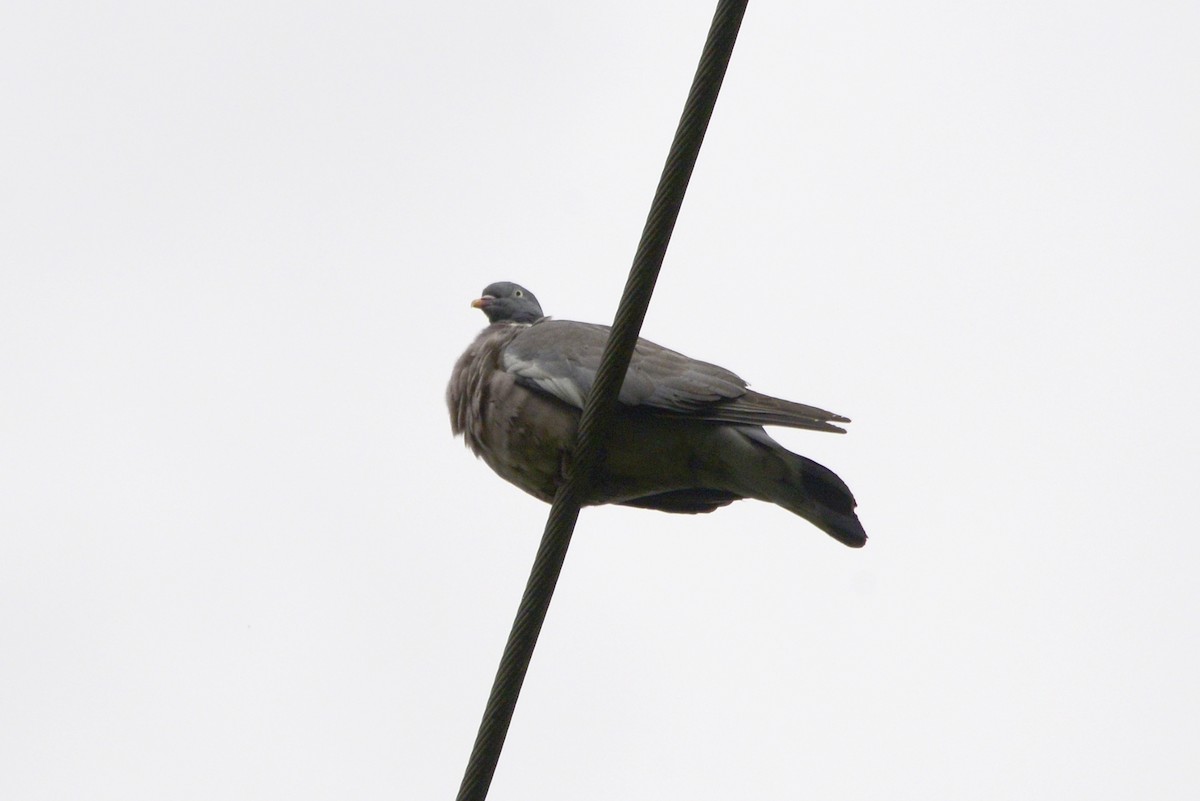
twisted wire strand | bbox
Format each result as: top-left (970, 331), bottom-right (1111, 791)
top-left (456, 3), bottom-right (749, 798)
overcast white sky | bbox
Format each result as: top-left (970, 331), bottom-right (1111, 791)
top-left (3, 2), bottom-right (1199, 799)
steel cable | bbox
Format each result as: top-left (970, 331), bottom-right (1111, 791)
top-left (455, 3), bottom-right (749, 798)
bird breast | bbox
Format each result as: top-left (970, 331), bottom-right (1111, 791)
top-left (447, 323), bottom-right (578, 502)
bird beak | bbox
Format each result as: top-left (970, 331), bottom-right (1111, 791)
top-left (471, 296), bottom-right (494, 309)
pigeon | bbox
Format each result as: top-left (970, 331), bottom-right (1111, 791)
top-left (447, 282), bottom-right (867, 547)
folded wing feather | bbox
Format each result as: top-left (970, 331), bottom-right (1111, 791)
top-left (502, 320), bottom-right (847, 434)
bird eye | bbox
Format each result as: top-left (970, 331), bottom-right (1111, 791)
top-left (514, 289), bottom-right (524, 297)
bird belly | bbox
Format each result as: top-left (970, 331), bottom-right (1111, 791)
top-left (591, 414), bottom-right (752, 506)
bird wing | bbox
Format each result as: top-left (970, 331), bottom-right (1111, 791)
top-left (502, 320), bottom-right (847, 433)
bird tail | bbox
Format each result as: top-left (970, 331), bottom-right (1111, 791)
top-left (760, 447), bottom-right (867, 548)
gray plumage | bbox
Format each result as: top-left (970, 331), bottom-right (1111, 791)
top-left (447, 282), bottom-right (867, 547)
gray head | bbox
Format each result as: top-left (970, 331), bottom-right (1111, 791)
top-left (471, 282), bottom-right (545, 324)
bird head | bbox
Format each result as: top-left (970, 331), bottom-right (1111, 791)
top-left (471, 282), bottom-right (545, 324)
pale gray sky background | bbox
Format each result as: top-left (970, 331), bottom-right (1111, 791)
top-left (3, 2), bottom-right (1198, 799)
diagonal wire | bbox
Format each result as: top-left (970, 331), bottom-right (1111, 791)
top-left (455, 2), bottom-right (749, 799)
